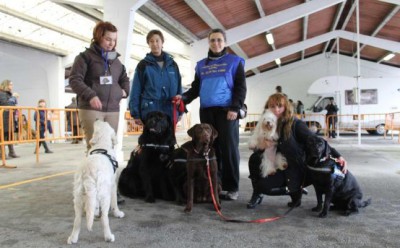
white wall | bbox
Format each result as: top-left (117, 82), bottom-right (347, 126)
top-left (246, 54), bottom-right (400, 115)
top-left (0, 42), bottom-right (64, 109)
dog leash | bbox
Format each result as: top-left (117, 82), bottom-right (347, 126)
top-left (89, 149), bottom-right (118, 173)
top-left (204, 155), bottom-right (295, 223)
top-left (172, 96), bottom-right (185, 133)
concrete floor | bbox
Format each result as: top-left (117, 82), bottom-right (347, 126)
top-left (0, 132), bottom-right (399, 248)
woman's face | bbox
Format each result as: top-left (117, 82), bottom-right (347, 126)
top-left (208, 32), bottom-right (225, 53)
top-left (99, 31), bottom-right (117, 51)
top-left (148, 34), bottom-right (163, 56)
top-left (7, 82), bottom-right (13, 91)
top-left (268, 102), bottom-right (286, 118)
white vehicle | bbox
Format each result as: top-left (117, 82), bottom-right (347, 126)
top-left (303, 75), bottom-right (400, 135)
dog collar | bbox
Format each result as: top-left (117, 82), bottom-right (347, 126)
top-left (306, 165), bottom-right (332, 173)
top-left (89, 148), bottom-right (118, 173)
top-left (141, 144), bottom-right (171, 149)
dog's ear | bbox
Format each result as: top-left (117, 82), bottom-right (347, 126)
top-left (322, 139), bottom-right (331, 157)
top-left (210, 124), bottom-right (218, 142)
top-left (187, 124), bottom-right (199, 138)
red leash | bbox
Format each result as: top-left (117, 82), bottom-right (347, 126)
top-left (172, 97), bottom-right (185, 133)
top-left (206, 157), bottom-right (294, 223)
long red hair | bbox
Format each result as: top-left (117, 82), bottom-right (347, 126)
top-left (264, 93), bottom-right (294, 140)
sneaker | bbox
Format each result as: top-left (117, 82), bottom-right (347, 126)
top-left (226, 191), bottom-right (239, 201)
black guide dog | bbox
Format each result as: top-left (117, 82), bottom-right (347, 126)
top-left (306, 136), bottom-right (371, 218)
top-left (118, 111), bottom-right (175, 202)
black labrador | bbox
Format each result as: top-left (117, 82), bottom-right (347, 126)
top-left (118, 111), bottom-right (175, 202)
top-left (306, 136), bottom-right (371, 218)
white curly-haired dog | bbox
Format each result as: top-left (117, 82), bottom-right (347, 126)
top-left (67, 120), bottom-right (124, 244)
top-left (248, 109), bottom-right (288, 177)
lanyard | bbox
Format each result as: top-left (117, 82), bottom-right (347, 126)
top-left (101, 49), bottom-right (109, 75)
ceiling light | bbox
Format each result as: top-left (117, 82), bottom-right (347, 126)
top-left (382, 53), bottom-right (395, 61)
top-left (275, 58), bottom-right (281, 65)
top-left (266, 32), bottom-right (274, 45)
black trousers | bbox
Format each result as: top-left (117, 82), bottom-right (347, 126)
top-left (200, 107), bottom-right (240, 192)
top-left (327, 117), bottom-right (337, 137)
top-left (248, 151), bottom-right (286, 193)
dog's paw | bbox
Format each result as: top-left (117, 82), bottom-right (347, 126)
top-left (104, 233), bottom-right (115, 242)
top-left (277, 163), bottom-right (288, 170)
top-left (184, 206), bottom-right (192, 213)
top-left (145, 196), bottom-right (155, 203)
top-left (318, 211), bottom-right (328, 218)
top-left (113, 209), bottom-right (125, 218)
top-left (266, 167), bottom-right (276, 176)
top-left (67, 235), bottom-right (78, 245)
top-left (312, 205), bottom-right (322, 212)
top-left (344, 209), bottom-right (358, 216)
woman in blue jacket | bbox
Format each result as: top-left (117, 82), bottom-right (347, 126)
top-left (181, 29), bottom-right (247, 200)
top-left (129, 30), bottom-right (182, 126)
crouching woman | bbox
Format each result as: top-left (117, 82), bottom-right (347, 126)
top-left (246, 93), bottom-right (346, 209)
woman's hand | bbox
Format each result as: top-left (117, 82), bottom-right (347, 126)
top-left (227, 110), bottom-right (238, 120)
top-left (172, 95), bottom-right (182, 105)
top-left (134, 119), bottom-right (143, 126)
top-left (89, 96), bottom-right (102, 110)
top-left (336, 156), bottom-right (348, 174)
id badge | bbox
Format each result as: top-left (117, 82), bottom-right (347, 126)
top-left (100, 76), bottom-right (112, 85)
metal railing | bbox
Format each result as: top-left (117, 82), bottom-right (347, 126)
top-left (241, 112), bottom-right (400, 142)
top-left (0, 106), bottom-right (84, 168)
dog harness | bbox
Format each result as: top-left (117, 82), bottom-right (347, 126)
top-left (89, 149), bottom-right (118, 173)
top-left (307, 155), bottom-right (345, 180)
top-left (141, 144), bottom-right (171, 149)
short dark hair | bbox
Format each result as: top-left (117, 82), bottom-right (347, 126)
top-left (146, 29), bottom-right (164, 44)
top-left (208, 28), bottom-right (227, 41)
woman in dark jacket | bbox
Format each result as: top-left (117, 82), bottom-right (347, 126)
top-left (129, 29), bottom-right (182, 126)
top-left (0, 79), bottom-right (20, 158)
top-left (246, 93), bottom-right (347, 209)
top-left (69, 21), bottom-right (130, 150)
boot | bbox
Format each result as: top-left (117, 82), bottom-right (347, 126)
top-left (246, 178), bottom-right (264, 209)
top-left (8, 145), bottom-right (20, 158)
top-left (247, 192), bottom-right (263, 209)
top-left (43, 142), bottom-right (53, 154)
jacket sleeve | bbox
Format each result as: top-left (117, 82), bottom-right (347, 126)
top-left (182, 72), bottom-right (200, 105)
top-left (329, 145), bottom-right (341, 158)
top-left (0, 93), bottom-right (11, 106)
top-left (231, 61), bottom-right (247, 112)
top-left (69, 54), bottom-right (96, 102)
top-left (294, 119), bottom-right (314, 145)
top-left (129, 69), bottom-right (142, 119)
top-left (118, 63), bottom-right (130, 98)
top-left (175, 62), bottom-right (182, 95)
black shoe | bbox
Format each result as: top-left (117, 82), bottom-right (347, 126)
top-left (247, 193), bottom-right (263, 209)
top-left (45, 150), bottom-right (53, 154)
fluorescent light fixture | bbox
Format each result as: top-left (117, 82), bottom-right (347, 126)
top-left (266, 32), bottom-right (274, 45)
top-left (275, 58), bottom-right (281, 65)
top-left (382, 53), bottom-right (395, 61)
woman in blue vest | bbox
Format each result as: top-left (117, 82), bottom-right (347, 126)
top-left (182, 28), bottom-right (247, 200)
top-left (129, 30), bottom-right (182, 128)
